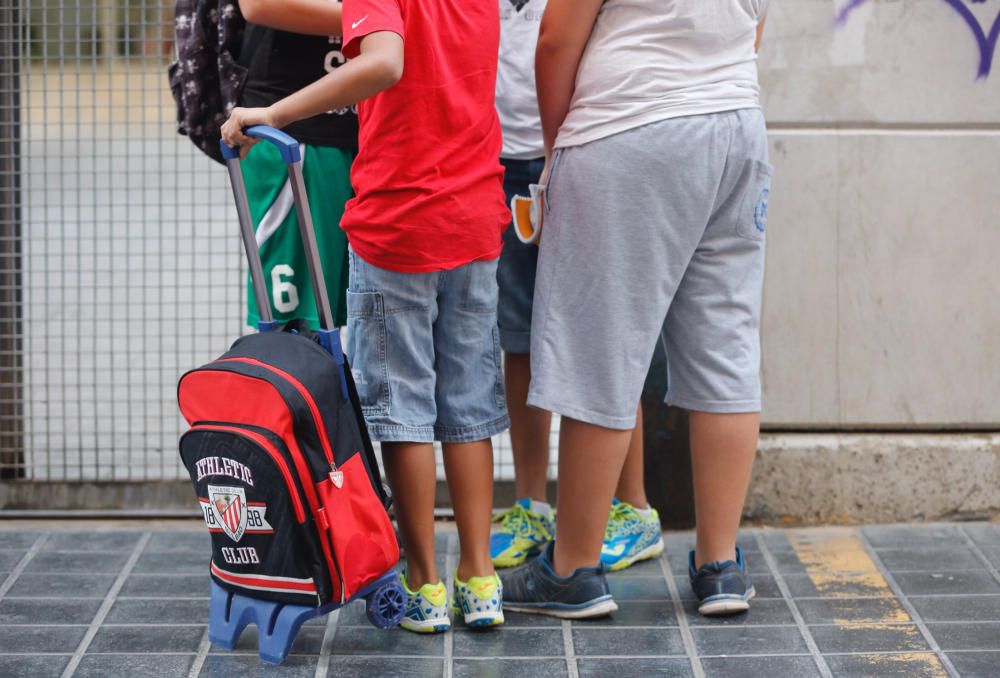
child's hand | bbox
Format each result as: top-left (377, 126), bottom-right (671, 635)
top-left (220, 107), bottom-right (277, 156)
top-left (538, 155), bottom-right (552, 186)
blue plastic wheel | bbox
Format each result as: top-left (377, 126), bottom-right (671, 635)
top-left (366, 579), bottom-right (406, 629)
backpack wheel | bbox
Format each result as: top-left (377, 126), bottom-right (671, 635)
top-left (366, 579), bottom-right (406, 629)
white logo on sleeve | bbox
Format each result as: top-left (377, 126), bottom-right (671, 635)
top-left (352, 15), bottom-right (369, 29)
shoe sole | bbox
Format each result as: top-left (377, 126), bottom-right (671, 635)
top-left (465, 611), bottom-right (505, 627)
top-left (606, 536), bottom-right (665, 572)
top-left (698, 586), bottom-right (756, 616)
top-left (504, 596), bottom-right (619, 619)
top-left (400, 618), bottom-right (451, 633)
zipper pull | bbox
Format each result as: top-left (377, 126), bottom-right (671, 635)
top-left (329, 463), bottom-right (344, 489)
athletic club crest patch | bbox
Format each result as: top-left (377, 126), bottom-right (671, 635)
top-left (201, 485), bottom-right (273, 542)
top-left (208, 485), bottom-right (248, 542)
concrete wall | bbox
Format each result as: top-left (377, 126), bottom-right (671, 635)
top-left (758, 0), bottom-right (1000, 428)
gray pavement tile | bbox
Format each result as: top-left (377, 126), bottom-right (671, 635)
top-left (958, 523), bottom-right (1000, 547)
top-left (611, 556), bottom-right (666, 578)
top-left (5, 572), bottom-right (117, 598)
top-left (684, 598), bottom-right (795, 626)
top-left (200, 655), bottom-right (318, 677)
top-left (576, 658), bottom-right (692, 677)
top-left (757, 531), bottom-right (797, 552)
top-left (0, 626), bottom-right (87, 653)
top-left (925, 622), bottom-right (1000, 651)
top-left (823, 652), bottom-right (948, 677)
top-left (0, 654), bottom-right (71, 678)
top-left (946, 651), bottom-right (1000, 678)
top-left (145, 531), bottom-right (211, 552)
top-left (330, 626), bottom-right (444, 656)
top-left (608, 576), bottom-right (670, 601)
top-left (677, 574), bottom-right (781, 601)
top-left (808, 623), bottom-right (930, 653)
top-left (119, 574), bottom-right (211, 597)
top-left (88, 625), bottom-right (205, 653)
top-left (782, 573), bottom-right (896, 599)
top-left (699, 655), bottom-right (821, 678)
top-left (875, 547), bottom-right (983, 572)
top-left (765, 550), bottom-right (810, 575)
top-left (690, 626), bottom-right (808, 656)
top-left (74, 654), bottom-right (194, 678)
top-left (0, 533), bottom-right (43, 550)
top-left (25, 551), bottom-right (129, 574)
top-left (863, 525), bottom-right (965, 548)
top-left (572, 627), bottom-right (686, 657)
top-left (796, 597), bottom-right (912, 625)
top-left (893, 571), bottom-right (1000, 596)
top-left (0, 551), bottom-right (26, 571)
top-left (0, 597), bottom-right (102, 624)
top-left (662, 532), bottom-right (760, 556)
top-left (452, 627), bottom-right (563, 657)
top-left (218, 624), bottom-right (324, 655)
top-left (576, 600), bottom-right (677, 627)
top-left (43, 531), bottom-right (142, 552)
top-left (133, 549), bottom-right (208, 574)
top-left (455, 658), bottom-right (569, 678)
top-left (105, 598), bottom-right (207, 624)
top-left (909, 595), bottom-right (1000, 622)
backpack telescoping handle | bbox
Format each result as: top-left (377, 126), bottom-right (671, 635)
top-left (220, 126), bottom-right (336, 332)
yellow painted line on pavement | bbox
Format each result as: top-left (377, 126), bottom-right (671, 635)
top-left (788, 528), bottom-right (948, 677)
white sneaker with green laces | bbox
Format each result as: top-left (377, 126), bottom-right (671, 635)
top-left (452, 573), bottom-right (504, 627)
top-left (399, 573), bottom-right (450, 634)
top-left (600, 499), bottom-right (665, 572)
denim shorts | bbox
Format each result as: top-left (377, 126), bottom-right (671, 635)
top-left (497, 157), bottom-right (546, 354)
top-left (345, 248), bottom-right (510, 443)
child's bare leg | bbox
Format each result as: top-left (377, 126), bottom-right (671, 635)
top-left (382, 441), bottom-right (439, 588)
top-left (690, 411), bottom-right (758, 567)
top-left (551, 417), bottom-right (632, 577)
top-left (504, 352), bottom-right (552, 501)
top-left (443, 439), bottom-right (496, 581)
top-left (614, 404), bottom-right (648, 509)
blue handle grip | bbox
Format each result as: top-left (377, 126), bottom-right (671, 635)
top-left (220, 125), bottom-right (301, 164)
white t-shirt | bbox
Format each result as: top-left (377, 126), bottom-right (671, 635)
top-left (496, 0), bottom-right (547, 160)
top-left (556, 0), bottom-right (769, 150)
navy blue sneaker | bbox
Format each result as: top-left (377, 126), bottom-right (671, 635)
top-left (688, 546), bottom-right (755, 616)
top-left (501, 543), bottom-right (618, 619)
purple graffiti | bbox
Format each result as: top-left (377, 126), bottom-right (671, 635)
top-left (837, 0), bottom-right (1000, 79)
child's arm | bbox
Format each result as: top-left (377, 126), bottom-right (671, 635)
top-left (755, 15), bottom-right (767, 52)
top-left (240, 0), bottom-right (343, 37)
top-left (220, 30), bottom-right (403, 150)
top-left (534, 0), bottom-right (605, 166)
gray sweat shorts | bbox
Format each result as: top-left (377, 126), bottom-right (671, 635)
top-left (528, 108), bottom-right (772, 430)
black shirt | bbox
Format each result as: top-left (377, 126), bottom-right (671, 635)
top-left (239, 24), bottom-right (359, 149)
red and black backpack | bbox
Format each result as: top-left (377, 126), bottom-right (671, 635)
top-left (177, 326), bottom-right (399, 607)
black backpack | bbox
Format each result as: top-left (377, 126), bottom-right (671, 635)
top-left (168, 0), bottom-right (248, 163)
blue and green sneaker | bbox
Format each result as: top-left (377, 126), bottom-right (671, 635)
top-left (490, 498), bottom-right (555, 568)
top-left (399, 573), bottom-right (450, 634)
top-left (452, 573), bottom-right (504, 627)
top-left (600, 499), bottom-right (664, 572)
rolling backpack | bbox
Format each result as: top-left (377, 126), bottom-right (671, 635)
top-left (176, 126), bottom-right (404, 663)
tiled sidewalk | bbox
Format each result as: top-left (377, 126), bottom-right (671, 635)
top-left (1, 522), bottom-right (999, 677)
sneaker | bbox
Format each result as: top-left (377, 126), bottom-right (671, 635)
top-left (501, 542), bottom-right (618, 619)
top-left (490, 498), bottom-right (555, 568)
top-left (452, 573), bottom-right (504, 627)
top-left (688, 546), bottom-right (756, 616)
top-left (601, 499), bottom-right (665, 572)
top-left (399, 573), bottom-right (451, 633)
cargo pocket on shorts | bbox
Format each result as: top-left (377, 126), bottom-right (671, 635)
top-left (735, 160), bottom-right (773, 241)
top-left (346, 290), bottom-right (391, 417)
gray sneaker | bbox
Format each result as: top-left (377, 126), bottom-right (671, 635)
top-left (501, 542), bottom-right (618, 619)
top-left (688, 546), bottom-right (756, 616)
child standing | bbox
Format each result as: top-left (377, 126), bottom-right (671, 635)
top-left (501, 0), bottom-right (771, 618)
top-left (222, 0), bottom-right (509, 632)
top-left (490, 0), bottom-right (663, 574)
top-left (236, 0), bottom-right (355, 329)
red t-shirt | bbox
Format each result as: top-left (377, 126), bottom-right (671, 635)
top-left (341, 0), bottom-right (509, 273)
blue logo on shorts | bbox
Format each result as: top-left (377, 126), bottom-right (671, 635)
top-left (754, 188), bottom-right (769, 233)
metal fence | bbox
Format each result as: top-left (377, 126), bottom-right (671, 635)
top-left (0, 2), bottom-right (552, 501)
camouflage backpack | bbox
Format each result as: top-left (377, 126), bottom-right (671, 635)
top-left (168, 0), bottom-right (248, 164)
